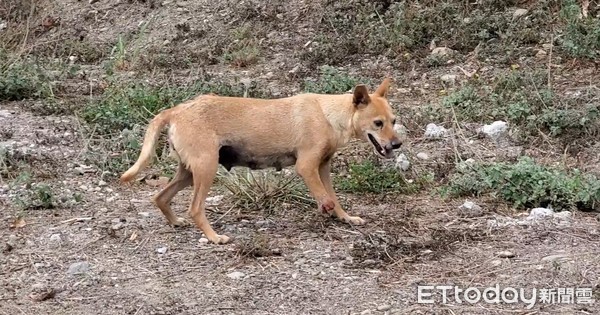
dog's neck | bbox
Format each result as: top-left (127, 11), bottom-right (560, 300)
top-left (317, 94), bottom-right (361, 149)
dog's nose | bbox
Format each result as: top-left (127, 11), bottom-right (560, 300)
top-left (389, 138), bottom-right (402, 150)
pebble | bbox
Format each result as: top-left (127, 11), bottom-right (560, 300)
top-left (416, 152), bottom-right (429, 160)
top-left (138, 212), bottom-right (150, 218)
top-left (440, 74), bottom-right (457, 84)
top-left (527, 207), bottom-right (554, 221)
top-left (49, 234), bottom-right (62, 242)
top-left (459, 201), bottom-right (483, 217)
top-left (98, 180), bottom-right (107, 187)
top-left (227, 271), bottom-right (245, 280)
top-left (496, 251), bottom-right (515, 258)
top-left (424, 123), bottom-right (448, 139)
top-left (377, 304), bottom-right (392, 311)
top-left (481, 121), bottom-right (508, 141)
top-left (111, 222), bottom-right (124, 230)
top-left (198, 238), bottom-right (209, 244)
top-left (156, 246), bottom-right (168, 254)
top-left (541, 254), bottom-right (571, 263)
top-left (513, 8), bottom-right (528, 19)
top-left (490, 259), bottom-right (503, 267)
top-left (67, 261), bottom-right (90, 275)
top-left (395, 153), bottom-right (410, 171)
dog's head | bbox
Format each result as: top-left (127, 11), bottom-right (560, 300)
top-left (352, 78), bottom-right (402, 159)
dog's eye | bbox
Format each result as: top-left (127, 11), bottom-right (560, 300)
top-left (374, 120), bottom-right (383, 128)
top-left (392, 118), bottom-right (397, 125)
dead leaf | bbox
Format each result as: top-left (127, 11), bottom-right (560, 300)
top-left (145, 176), bottom-right (170, 187)
top-left (129, 231), bottom-right (138, 241)
top-left (10, 217), bottom-right (27, 229)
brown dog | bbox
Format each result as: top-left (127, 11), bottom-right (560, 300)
top-left (120, 78), bottom-right (402, 244)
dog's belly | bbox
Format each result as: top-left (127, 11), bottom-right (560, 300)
top-left (218, 145), bottom-right (297, 171)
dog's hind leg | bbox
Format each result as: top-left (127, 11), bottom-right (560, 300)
top-left (152, 162), bottom-right (193, 226)
top-left (187, 154), bottom-right (230, 244)
top-left (319, 159), bottom-right (365, 225)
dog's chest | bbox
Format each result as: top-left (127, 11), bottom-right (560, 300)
top-left (218, 145), bottom-right (297, 171)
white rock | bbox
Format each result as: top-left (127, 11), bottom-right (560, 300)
top-left (395, 153), bottom-right (410, 171)
top-left (416, 152), bottom-right (429, 160)
top-left (459, 201), bottom-right (483, 217)
top-left (198, 238), bottom-right (209, 244)
top-left (541, 254), bottom-right (571, 263)
top-left (424, 123), bottom-right (448, 139)
top-left (490, 259), bottom-right (503, 267)
top-left (227, 271), bottom-right (245, 280)
top-left (513, 8), bottom-right (528, 19)
top-left (98, 180), bottom-right (107, 187)
top-left (156, 246), bottom-right (168, 254)
top-left (553, 211), bottom-right (572, 220)
top-left (377, 305), bottom-right (392, 311)
top-left (527, 207), bottom-right (554, 221)
top-left (67, 261), bottom-right (90, 275)
top-left (440, 74), bottom-right (457, 84)
top-left (138, 212), bottom-right (150, 218)
top-left (50, 234), bottom-right (62, 242)
top-left (481, 121), bottom-right (508, 140)
top-left (431, 47), bottom-right (454, 57)
top-left (205, 195), bottom-right (224, 206)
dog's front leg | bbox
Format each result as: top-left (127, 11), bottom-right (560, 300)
top-left (318, 160), bottom-right (366, 225)
top-left (295, 156), bottom-right (336, 214)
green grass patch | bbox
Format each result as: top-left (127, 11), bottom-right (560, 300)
top-left (0, 50), bottom-right (53, 101)
top-left (303, 65), bottom-right (369, 94)
top-left (337, 159), bottom-right (420, 194)
top-left (444, 156), bottom-right (600, 211)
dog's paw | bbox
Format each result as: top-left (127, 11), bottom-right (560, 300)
top-left (172, 217), bottom-right (191, 227)
top-left (319, 198), bottom-right (335, 214)
top-left (344, 216), bottom-right (366, 225)
top-left (209, 234), bottom-right (231, 245)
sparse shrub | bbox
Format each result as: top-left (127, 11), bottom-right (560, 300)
top-left (558, 0), bottom-right (600, 59)
top-left (0, 50), bottom-right (52, 101)
top-left (427, 70), bottom-right (600, 142)
top-left (217, 168), bottom-right (316, 213)
top-left (444, 156), bottom-right (600, 211)
top-left (81, 79), bottom-right (271, 135)
top-left (303, 65), bottom-right (368, 94)
top-left (221, 25), bottom-right (261, 67)
top-left (337, 159), bottom-right (417, 194)
top-left (9, 172), bottom-right (56, 210)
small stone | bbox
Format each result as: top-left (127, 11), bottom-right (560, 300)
top-left (527, 207), bottom-right (554, 221)
top-left (360, 310), bottom-right (373, 315)
top-left (49, 234), bottom-right (62, 242)
top-left (156, 246), bottom-right (168, 254)
top-left (440, 74), bottom-right (457, 84)
top-left (431, 47), bottom-right (454, 57)
top-left (395, 153), bottom-right (410, 171)
top-left (513, 8), bottom-right (528, 19)
top-left (553, 211), bottom-right (572, 220)
top-left (111, 222), bottom-right (124, 230)
top-left (67, 261), bottom-right (90, 275)
top-left (496, 251), bottom-right (515, 258)
top-left (8, 234), bottom-right (17, 244)
top-left (138, 212), bottom-right (150, 218)
top-left (541, 254), bottom-right (571, 263)
top-left (98, 180), bottom-right (107, 187)
top-left (377, 305), bottom-right (392, 311)
top-left (227, 271), bottom-right (245, 280)
top-left (205, 195), bottom-right (223, 206)
top-left (535, 49), bottom-right (547, 60)
top-left (424, 123), bottom-right (448, 139)
top-left (490, 259), bottom-right (503, 267)
top-left (459, 201), bottom-right (483, 217)
top-left (416, 152), bottom-right (429, 160)
top-left (481, 121), bottom-right (508, 141)
top-left (198, 238), bottom-right (209, 244)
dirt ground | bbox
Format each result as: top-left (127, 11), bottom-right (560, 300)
top-left (1, 0), bottom-right (600, 314)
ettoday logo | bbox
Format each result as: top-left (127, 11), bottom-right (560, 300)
top-left (417, 285), bottom-right (595, 309)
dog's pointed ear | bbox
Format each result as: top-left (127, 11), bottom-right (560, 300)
top-left (375, 78), bottom-right (391, 98)
top-left (353, 84), bottom-right (370, 108)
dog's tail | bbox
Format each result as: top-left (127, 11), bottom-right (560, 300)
top-left (120, 109), bottom-right (171, 183)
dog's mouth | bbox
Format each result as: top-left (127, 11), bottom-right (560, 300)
top-left (367, 134), bottom-right (394, 159)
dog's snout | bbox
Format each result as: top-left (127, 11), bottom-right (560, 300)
top-left (389, 137), bottom-right (402, 150)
